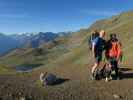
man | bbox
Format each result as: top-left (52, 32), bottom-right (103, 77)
top-left (91, 30), bottom-right (106, 80)
top-left (88, 30), bottom-right (99, 50)
top-left (105, 34), bottom-right (122, 81)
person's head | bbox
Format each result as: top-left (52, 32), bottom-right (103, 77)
top-left (110, 33), bottom-right (117, 41)
top-left (99, 30), bottom-right (106, 38)
top-left (91, 30), bottom-right (99, 38)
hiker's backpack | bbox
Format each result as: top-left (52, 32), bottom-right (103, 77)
top-left (45, 73), bottom-right (57, 85)
top-left (93, 64), bottom-right (111, 80)
top-left (93, 68), bottom-right (104, 80)
top-left (88, 32), bottom-right (99, 50)
top-left (106, 39), bottom-right (122, 59)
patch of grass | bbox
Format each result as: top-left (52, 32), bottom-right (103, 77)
top-left (0, 64), bottom-right (15, 74)
top-left (35, 80), bottom-right (43, 88)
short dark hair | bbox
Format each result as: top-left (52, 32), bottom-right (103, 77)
top-left (110, 33), bottom-right (116, 38)
top-left (110, 33), bottom-right (118, 41)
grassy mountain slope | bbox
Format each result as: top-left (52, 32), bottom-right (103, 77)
top-left (29, 10), bottom-right (133, 79)
top-left (1, 10), bottom-right (133, 100)
top-left (1, 11), bottom-right (133, 73)
top-left (0, 35), bottom-right (71, 68)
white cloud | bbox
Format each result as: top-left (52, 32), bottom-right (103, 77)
top-left (80, 9), bottom-right (121, 16)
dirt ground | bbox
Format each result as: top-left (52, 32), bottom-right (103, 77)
top-left (0, 65), bottom-right (133, 100)
top-left (0, 75), bottom-right (45, 100)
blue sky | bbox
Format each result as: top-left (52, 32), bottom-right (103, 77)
top-left (0, 0), bottom-right (133, 34)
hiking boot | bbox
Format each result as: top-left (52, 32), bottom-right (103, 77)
top-left (105, 77), bottom-right (109, 82)
top-left (116, 77), bottom-right (121, 80)
top-left (105, 77), bottom-right (111, 82)
top-left (110, 75), bottom-right (113, 80)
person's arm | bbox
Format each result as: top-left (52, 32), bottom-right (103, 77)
top-left (92, 38), bottom-right (98, 57)
top-left (92, 42), bottom-right (95, 57)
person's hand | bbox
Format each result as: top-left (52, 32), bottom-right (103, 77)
top-left (118, 60), bottom-right (121, 65)
top-left (116, 57), bottom-right (121, 65)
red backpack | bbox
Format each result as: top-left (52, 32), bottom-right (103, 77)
top-left (106, 40), bottom-right (122, 59)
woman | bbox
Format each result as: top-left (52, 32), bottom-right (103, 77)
top-left (105, 34), bottom-right (122, 81)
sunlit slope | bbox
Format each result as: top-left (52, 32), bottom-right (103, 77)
top-left (1, 11), bottom-right (133, 73)
top-left (54, 10), bottom-right (133, 64)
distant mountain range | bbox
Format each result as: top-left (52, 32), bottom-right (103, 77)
top-left (0, 32), bottom-right (71, 54)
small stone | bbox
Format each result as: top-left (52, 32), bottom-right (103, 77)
top-left (113, 94), bottom-right (121, 99)
top-left (19, 96), bottom-right (26, 100)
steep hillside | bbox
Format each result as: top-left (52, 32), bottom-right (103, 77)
top-left (0, 34), bottom-right (71, 69)
top-left (73, 10), bottom-right (133, 64)
top-left (29, 10), bottom-right (133, 78)
top-left (1, 10), bottom-right (133, 72)
top-left (1, 10), bottom-right (133, 100)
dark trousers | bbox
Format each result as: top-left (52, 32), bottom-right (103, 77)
top-left (110, 58), bottom-right (119, 78)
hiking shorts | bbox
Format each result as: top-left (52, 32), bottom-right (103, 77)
top-left (94, 54), bottom-right (102, 64)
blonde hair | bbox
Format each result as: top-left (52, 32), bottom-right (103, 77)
top-left (100, 30), bottom-right (106, 37)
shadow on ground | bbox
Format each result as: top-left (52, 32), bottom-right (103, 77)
top-left (121, 72), bottom-right (133, 79)
top-left (120, 68), bottom-right (133, 79)
top-left (51, 78), bottom-right (70, 86)
top-left (120, 68), bottom-right (132, 72)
